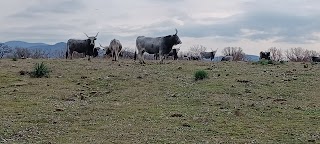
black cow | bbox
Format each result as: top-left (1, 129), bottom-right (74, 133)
top-left (66, 32), bottom-right (99, 61)
top-left (312, 56), bottom-right (320, 62)
top-left (260, 51), bottom-right (271, 60)
top-left (157, 48), bottom-right (179, 60)
top-left (136, 29), bottom-right (182, 64)
top-left (221, 56), bottom-right (233, 61)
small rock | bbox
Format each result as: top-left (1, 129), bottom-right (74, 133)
top-left (182, 123), bottom-right (191, 127)
top-left (274, 99), bottom-right (287, 102)
top-left (81, 76), bottom-right (88, 79)
top-left (19, 71), bottom-right (29, 75)
top-left (308, 139), bottom-right (315, 142)
top-left (234, 109), bottom-right (242, 116)
top-left (55, 108), bottom-right (64, 112)
top-left (137, 76), bottom-right (143, 79)
top-left (90, 91), bottom-right (97, 94)
top-left (294, 107), bottom-right (302, 110)
top-left (57, 76), bottom-right (62, 78)
top-left (170, 113), bottom-right (183, 117)
top-left (217, 74), bottom-right (221, 77)
top-left (171, 94), bottom-right (177, 97)
top-left (177, 67), bottom-right (182, 70)
top-left (245, 89), bottom-right (252, 93)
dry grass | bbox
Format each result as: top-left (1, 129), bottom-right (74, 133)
top-left (0, 58), bottom-right (319, 143)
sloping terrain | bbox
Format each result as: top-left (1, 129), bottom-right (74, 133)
top-left (0, 59), bottom-right (319, 143)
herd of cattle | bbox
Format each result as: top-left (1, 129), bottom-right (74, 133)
top-left (66, 29), bottom-right (320, 63)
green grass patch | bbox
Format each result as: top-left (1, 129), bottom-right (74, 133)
top-left (30, 62), bottom-right (50, 78)
top-left (194, 70), bottom-right (208, 80)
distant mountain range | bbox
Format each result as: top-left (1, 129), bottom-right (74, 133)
top-left (4, 41), bottom-right (66, 51)
top-left (1, 41), bottom-right (66, 58)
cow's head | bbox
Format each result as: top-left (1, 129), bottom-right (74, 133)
top-left (84, 32), bottom-right (99, 46)
top-left (172, 29), bottom-right (182, 45)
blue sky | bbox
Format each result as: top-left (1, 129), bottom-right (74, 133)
top-left (0, 0), bottom-right (319, 55)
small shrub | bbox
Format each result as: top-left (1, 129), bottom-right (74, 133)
top-left (194, 70), bottom-right (208, 80)
top-left (12, 57), bottom-right (17, 61)
top-left (30, 62), bottom-right (50, 78)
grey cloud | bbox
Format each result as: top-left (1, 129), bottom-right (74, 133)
top-left (11, 0), bottom-right (85, 18)
top-left (176, 10), bottom-right (320, 44)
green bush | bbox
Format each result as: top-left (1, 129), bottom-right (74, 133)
top-left (194, 70), bottom-right (208, 81)
top-left (30, 62), bottom-right (50, 78)
top-left (12, 57), bottom-right (18, 61)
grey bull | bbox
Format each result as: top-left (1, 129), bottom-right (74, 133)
top-left (136, 29), bottom-right (182, 64)
top-left (200, 50), bottom-right (217, 61)
top-left (100, 39), bottom-right (122, 61)
top-left (66, 32), bottom-right (99, 61)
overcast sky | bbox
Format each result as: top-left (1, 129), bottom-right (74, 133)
top-left (0, 0), bottom-right (320, 55)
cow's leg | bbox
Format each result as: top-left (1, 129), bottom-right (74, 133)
top-left (115, 49), bottom-right (119, 61)
top-left (159, 53), bottom-right (164, 64)
top-left (141, 51), bottom-right (146, 64)
top-left (138, 50), bottom-right (144, 64)
top-left (69, 51), bottom-right (73, 60)
top-left (111, 51), bottom-right (115, 61)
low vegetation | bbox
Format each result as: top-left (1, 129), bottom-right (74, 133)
top-left (30, 62), bottom-right (50, 78)
top-left (194, 70), bottom-right (208, 80)
top-left (0, 59), bottom-right (319, 143)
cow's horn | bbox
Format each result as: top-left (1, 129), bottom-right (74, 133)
top-left (175, 29), bottom-right (178, 35)
top-left (95, 32), bottom-right (99, 37)
top-left (84, 33), bottom-right (89, 38)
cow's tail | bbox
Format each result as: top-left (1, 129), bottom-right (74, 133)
top-left (134, 51), bottom-right (137, 60)
top-left (65, 42), bottom-right (69, 59)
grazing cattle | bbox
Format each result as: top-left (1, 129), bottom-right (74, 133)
top-left (221, 56), bottom-right (233, 61)
top-left (109, 39), bottom-right (122, 61)
top-left (200, 50), bottom-right (217, 61)
top-left (136, 29), bottom-right (182, 64)
top-left (166, 48), bottom-right (180, 60)
top-left (157, 48), bottom-right (179, 60)
top-left (66, 32), bottom-right (99, 61)
top-left (312, 56), bottom-right (320, 62)
top-left (154, 53), bottom-right (159, 60)
top-left (84, 47), bottom-right (100, 58)
top-left (189, 55), bottom-right (201, 60)
top-left (100, 39), bottom-right (123, 61)
top-left (260, 51), bottom-right (271, 60)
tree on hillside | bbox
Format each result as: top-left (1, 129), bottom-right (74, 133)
top-left (285, 47), bottom-right (318, 62)
top-left (0, 44), bottom-right (12, 58)
top-left (13, 47), bottom-right (32, 58)
top-left (189, 45), bottom-right (207, 56)
top-left (268, 47), bottom-right (283, 61)
top-left (32, 48), bottom-right (49, 59)
top-left (222, 47), bottom-right (246, 61)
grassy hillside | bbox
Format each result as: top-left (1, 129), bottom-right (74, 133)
top-left (0, 58), bottom-right (319, 143)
